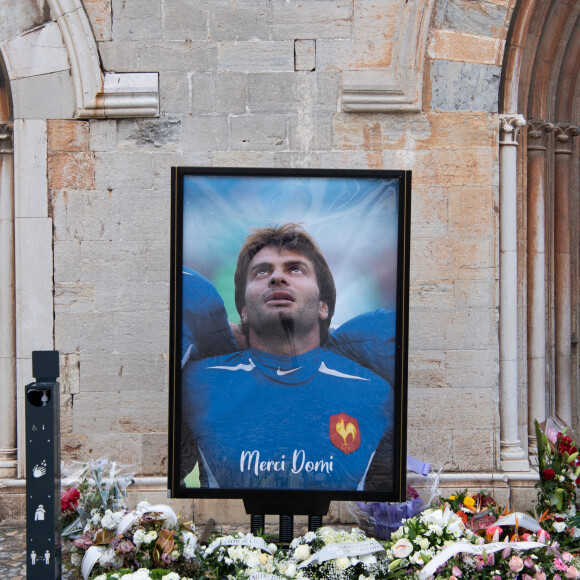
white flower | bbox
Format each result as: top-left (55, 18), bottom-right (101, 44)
top-left (136, 501), bottom-right (151, 511)
top-left (70, 551), bottom-right (83, 566)
top-left (164, 573), bottom-right (181, 580)
top-left (392, 538), bottom-right (413, 558)
top-left (294, 544), bottom-right (311, 562)
top-left (335, 557), bottom-right (351, 569)
top-left (409, 552), bottom-right (425, 565)
top-left (133, 529), bottom-right (146, 546)
top-left (553, 521), bottom-right (567, 532)
top-left (284, 562), bottom-right (297, 577)
top-left (143, 530), bottom-right (158, 544)
top-left (182, 531), bottom-right (197, 559)
top-left (93, 575), bottom-right (107, 580)
top-left (416, 537), bottom-right (429, 550)
top-left (359, 553), bottom-right (377, 565)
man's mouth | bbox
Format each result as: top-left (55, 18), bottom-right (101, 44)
top-left (266, 291), bottom-right (294, 305)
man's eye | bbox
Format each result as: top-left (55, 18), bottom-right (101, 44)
top-left (291, 267), bottom-right (303, 274)
top-left (255, 269), bottom-right (268, 278)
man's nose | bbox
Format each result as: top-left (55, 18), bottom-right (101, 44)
top-left (269, 267), bottom-right (287, 285)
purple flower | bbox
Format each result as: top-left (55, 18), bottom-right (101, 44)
top-left (524, 556), bottom-right (534, 568)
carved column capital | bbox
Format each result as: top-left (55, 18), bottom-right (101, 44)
top-left (554, 124), bottom-right (580, 154)
top-left (499, 114), bottom-right (526, 146)
top-left (527, 120), bottom-right (554, 151)
top-left (0, 123), bottom-right (13, 154)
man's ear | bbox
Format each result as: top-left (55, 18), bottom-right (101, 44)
top-left (318, 301), bottom-right (329, 321)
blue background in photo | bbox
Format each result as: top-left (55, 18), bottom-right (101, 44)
top-left (182, 174), bottom-right (400, 326)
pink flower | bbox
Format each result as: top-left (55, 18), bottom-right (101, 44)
top-left (533, 572), bottom-right (547, 580)
top-left (566, 567), bottom-right (580, 579)
top-left (524, 556), bottom-right (534, 568)
top-left (501, 545), bottom-right (512, 559)
top-left (522, 574), bottom-right (533, 580)
top-left (563, 552), bottom-right (574, 563)
top-left (556, 559), bottom-right (569, 572)
top-left (522, 533), bottom-right (533, 541)
top-left (117, 540), bottom-right (134, 553)
top-left (492, 576), bottom-right (502, 580)
top-left (475, 556), bottom-right (484, 572)
top-left (72, 536), bottom-right (93, 550)
top-left (486, 525), bottom-right (503, 542)
top-left (452, 566), bottom-right (462, 577)
top-left (555, 575), bottom-right (563, 580)
top-left (537, 529), bottom-right (550, 543)
top-left (486, 552), bottom-right (495, 566)
top-left (509, 556), bottom-right (524, 573)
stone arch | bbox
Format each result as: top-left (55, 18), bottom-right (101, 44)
top-left (499, 0), bottom-right (580, 464)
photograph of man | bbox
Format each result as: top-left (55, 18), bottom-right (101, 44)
top-left (180, 223), bottom-right (395, 492)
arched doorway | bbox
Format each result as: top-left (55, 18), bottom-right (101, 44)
top-left (500, 0), bottom-right (580, 461)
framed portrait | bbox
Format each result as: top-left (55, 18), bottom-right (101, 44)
top-left (168, 167), bottom-right (410, 509)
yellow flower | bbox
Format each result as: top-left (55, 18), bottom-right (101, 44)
top-left (449, 495), bottom-right (456, 501)
top-left (463, 496), bottom-right (476, 507)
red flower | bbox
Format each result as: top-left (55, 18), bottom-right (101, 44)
top-left (61, 487), bottom-right (80, 512)
top-left (456, 510), bottom-right (468, 523)
top-left (542, 468), bottom-right (556, 480)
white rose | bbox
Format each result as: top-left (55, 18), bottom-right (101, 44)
top-left (359, 553), bottom-right (377, 565)
top-left (335, 557), bottom-right (351, 569)
top-left (392, 538), bottom-right (413, 558)
top-left (285, 563), bottom-right (297, 577)
top-left (143, 530), bottom-right (158, 544)
top-left (294, 544), bottom-right (311, 562)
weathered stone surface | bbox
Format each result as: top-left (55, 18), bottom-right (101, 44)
top-left (54, 283), bottom-right (96, 313)
top-left (317, 39), bottom-right (393, 71)
top-left (182, 115), bottom-right (229, 152)
top-left (430, 61), bottom-right (501, 112)
top-left (94, 152), bottom-right (155, 190)
top-left (48, 152), bottom-right (95, 190)
top-left (80, 241), bottom-right (148, 283)
top-left (89, 119), bottom-right (118, 152)
top-left (433, 0), bottom-right (508, 37)
top-left (191, 73), bottom-right (247, 115)
top-left (52, 189), bottom-right (118, 242)
top-left (141, 433), bottom-right (168, 475)
top-left (429, 30), bottom-right (504, 66)
top-left (111, 0), bottom-right (162, 40)
top-left (454, 279), bottom-right (494, 308)
top-left (209, 0), bottom-right (270, 41)
top-left (83, 0), bottom-right (112, 41)
top-left (73, 392), bottom-right (168, 433)
top-left (141, 42), bottom-right (218, 73)
top-left (116, 118), bottom-right (182, 150)
top-left (163, 0), bottom-right (209, 42)
top-left (295, 39), bottom-right (316, 72)
top-left (270, 0), bottom-right (353, 40)
top-left (218, 42), bottom-right (294, 72)
top-left (79, 352), bottom-right (168, 392)
top-left (229, 114), bottom-right (288, 150)
top-left (47, 120), bottom-right (90, 152)
top-left (94, 281), bottom-right (168, 312)
top-left (55, 312), bottom-right (115, 353)
top-left (408, 308), bottom-right (496, 350)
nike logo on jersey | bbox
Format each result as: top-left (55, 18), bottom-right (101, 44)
top-left (276, 367), bottom-right (302, 376)
top-left (207, 359), bottom-right (256, 372)
top-left (318, 362), bottom-right (369, 381)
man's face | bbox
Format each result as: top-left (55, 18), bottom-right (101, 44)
top-left (241, 246), bottom-right (329, 343)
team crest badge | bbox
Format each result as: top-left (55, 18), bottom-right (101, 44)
top-left (329, 412), bottom-right (360, 454)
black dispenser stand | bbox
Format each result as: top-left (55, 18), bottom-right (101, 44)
top-left (25, 351), bottom-right (61, 580)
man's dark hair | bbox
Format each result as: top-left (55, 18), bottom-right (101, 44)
top-left (234, 223), bottom-right (336, 344)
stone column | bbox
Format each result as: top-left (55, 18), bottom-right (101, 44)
top-left (526, 121), bottom-right (553, 458)
top-left (499, 115), bottom-right (528, 470)
top-left (0, 122), bottom-right (16, 476)
top-left (553, 124), bottom-right (580, 425)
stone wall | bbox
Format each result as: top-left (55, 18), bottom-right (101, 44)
top-left (1, 0), bottom-right (527, 523)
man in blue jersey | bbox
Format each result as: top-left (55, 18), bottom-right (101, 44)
top-left (181, 224), bottom-right (394, 491)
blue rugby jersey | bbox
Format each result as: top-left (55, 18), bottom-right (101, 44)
top-left (181, 347), bottom-right (393, 491)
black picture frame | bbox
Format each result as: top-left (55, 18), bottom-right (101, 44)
top-left (168, 167), bottom-right (410, 511)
